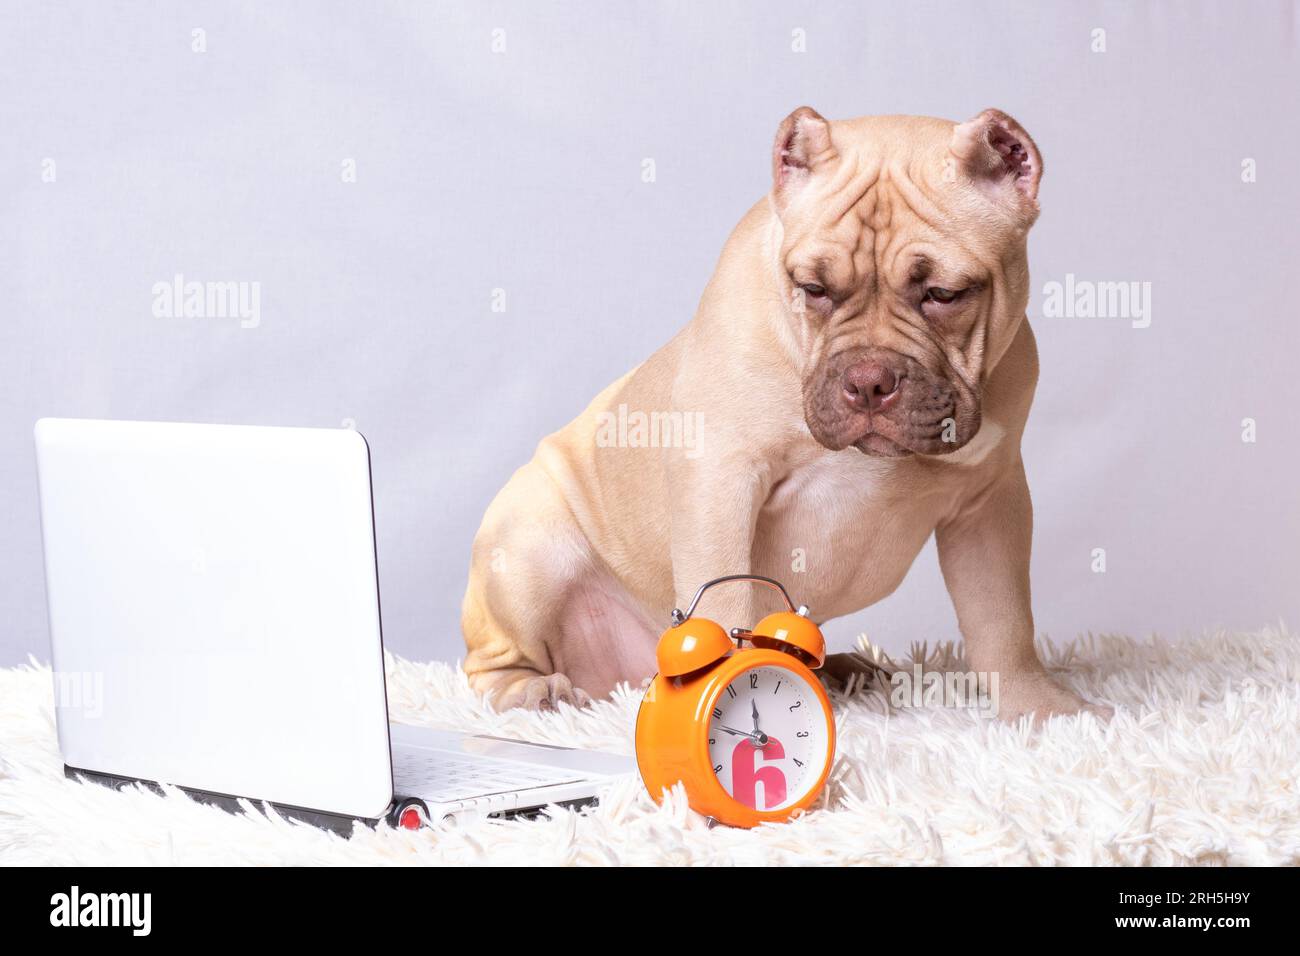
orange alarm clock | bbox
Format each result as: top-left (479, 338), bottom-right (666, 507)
top-left (635, 575), bottom-right (836, 828)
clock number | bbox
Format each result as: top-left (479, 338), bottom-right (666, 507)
top-left (726, 685), bottom-right (737, 699)
top-left (730, 738), bottom-right (788, 810)
top-left (714, 764), bottom-right (723, 774)
top-left (794, 758), bottom-right (804, 768)
top-left (797, 731), bottom-right (809, 738)
top-left (709, 738), bottom-right (716, 745)
top-left (789, 700), bottom-right (802, 712)
top-left (712, 707), bottom-right (722, 720)
top-left (749, 672), bottom-right (759, 689)
top-left (774, 680), bottom-right (782, 694)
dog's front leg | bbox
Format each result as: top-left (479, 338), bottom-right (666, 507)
top-left (936, 460), bottom-right (1111, 722)
top-left (666, 457), bottom-right (770, 634)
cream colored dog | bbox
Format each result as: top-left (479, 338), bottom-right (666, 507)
top-left (462, 107), bottom-right (1107, 722)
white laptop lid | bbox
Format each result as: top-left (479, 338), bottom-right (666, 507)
top-left (34, 418), bottom-right (394, 819)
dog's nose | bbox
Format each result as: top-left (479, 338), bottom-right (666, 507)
top-left (842, 361), bottom-right (899, 412)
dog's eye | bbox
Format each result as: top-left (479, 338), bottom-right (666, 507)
top-left (924, 287), bottom-right (961, 304)
top-left (800, 283), bottom-right (827, 299)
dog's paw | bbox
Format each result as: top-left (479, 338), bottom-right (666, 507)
top-left (996, 672), bottom-right (1112, 724)
top-left (819, 651), bottom-right (890, 695)
top-left (498, 673), bottom-right (593, 712)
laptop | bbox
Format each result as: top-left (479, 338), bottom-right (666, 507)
top-left (33, 417), bottom-right (633, 831)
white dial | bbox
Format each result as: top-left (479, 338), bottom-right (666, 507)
top-left (706, 665), bottom-right (829, 812)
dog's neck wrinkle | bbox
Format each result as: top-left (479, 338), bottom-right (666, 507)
top-left (970, 261), bottom-right (1022, 384)
top-left (758, 208), bottom-right (818, 376)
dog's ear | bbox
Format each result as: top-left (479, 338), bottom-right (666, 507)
top-left (948, 109), bottom-right (1042, 225)
top-left (772, 106), bottom-right (835, 208)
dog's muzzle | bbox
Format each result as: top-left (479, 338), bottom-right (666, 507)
top-left (803, 347), bottom-right (980, 456)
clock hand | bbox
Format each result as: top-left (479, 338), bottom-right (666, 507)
top-left (751, 699), bottom-right (760, 734)
top-left (716, 725), bottom-right (754, 739)
top-left (718, 724), bottom-right (769, 747)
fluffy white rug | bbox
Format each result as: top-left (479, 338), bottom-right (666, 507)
top-left (1, 626), bottom-right (1297, 866)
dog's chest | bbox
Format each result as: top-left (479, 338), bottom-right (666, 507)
top-left (752, 452), bottom-right (943, 617)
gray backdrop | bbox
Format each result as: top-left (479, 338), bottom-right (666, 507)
top-left (3, 1), bottom-right (1298, 668)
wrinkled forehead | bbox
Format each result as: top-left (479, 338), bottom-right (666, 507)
top-left (779, 116), bottom-right (1015, 283)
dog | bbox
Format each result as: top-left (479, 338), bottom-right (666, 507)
top-left (461, 107), bottom-right (1108, 722)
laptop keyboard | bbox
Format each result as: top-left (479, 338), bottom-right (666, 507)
top-left (392, 745), bottom-right (586, 804)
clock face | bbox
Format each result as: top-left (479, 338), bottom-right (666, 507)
top-left (706, 665), bottom-right (830, 812)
